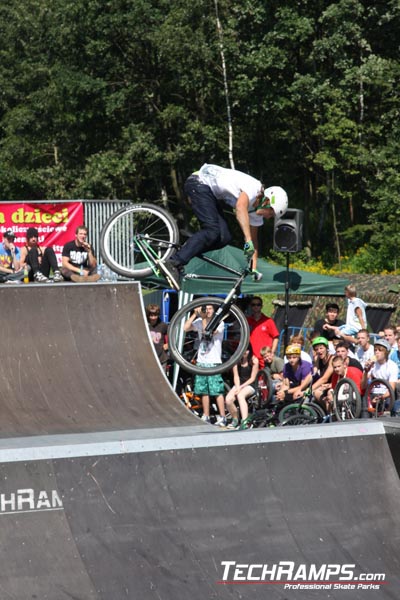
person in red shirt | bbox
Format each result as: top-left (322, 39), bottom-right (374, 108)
top-left (247, 296), bottom-right (279, 368)
top-left (327, 355), bottom-right (364, 412)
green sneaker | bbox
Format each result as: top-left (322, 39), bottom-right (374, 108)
top-left (227, 418), bottom-right (239, 429)
top-left (239, 416), bottom-right (254, 430)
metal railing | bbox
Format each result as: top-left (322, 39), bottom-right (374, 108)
top-left (83, 200), bottom-right (130, 262)
top-left (277, 326), bottom-right (314, 356)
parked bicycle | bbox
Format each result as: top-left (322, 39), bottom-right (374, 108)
top-left (277, 375), bottom-right (364, 424)
top-left (238, 371), bottom-right (326, 429)
top-left (100, 203), bottom-right (256, 375)
top-left (331, 377), bottom-right (362, 420)
top-left (239, 369), bottom-right (282, 429)
top-left (363, 378), bottom-right (395, 417)
top-left (276, 387), bottom-right (328, 424)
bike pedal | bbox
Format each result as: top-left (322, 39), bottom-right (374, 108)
top-left (156, 260), bottom-right (181, 291)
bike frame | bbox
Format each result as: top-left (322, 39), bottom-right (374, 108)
top-left (197, 256), bottom-right (251, 339)
top-left (137, 231), bottom-right (251, 338)
top-left (133, 224), bottom-right (253, 382)
top-left (170, 256), bottom-right (252, 387)
top-left (137, 231), bottom-right (250, 287)
top-left (135, 233), bottom-right (179, 277)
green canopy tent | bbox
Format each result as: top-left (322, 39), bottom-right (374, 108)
top-left (177, 245), bottom-right (349, 295)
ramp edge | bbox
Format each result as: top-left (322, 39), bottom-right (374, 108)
top-left (0, 420), bottom-right (386, 463)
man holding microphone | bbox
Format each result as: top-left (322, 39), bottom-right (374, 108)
top-left (61, 225), bottom-right (100, 282)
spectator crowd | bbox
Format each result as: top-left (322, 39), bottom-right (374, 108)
top-left (2, 230), bottom-right (399, 428)
top-left (146, 284), bottom-right (400, 428)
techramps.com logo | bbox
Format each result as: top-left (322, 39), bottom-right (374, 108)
top-left (0, 488), bottom-right (63, 515)
top-left (218, 561), bottom-right (387, 591)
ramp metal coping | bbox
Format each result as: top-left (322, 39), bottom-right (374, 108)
top-left (0, 420), bottom-right (386, 464)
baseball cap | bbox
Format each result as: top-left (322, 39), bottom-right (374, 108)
top-left (4, 229), bottom-right (15, 240)
top-left (26, 227), bottom-right (39, 239)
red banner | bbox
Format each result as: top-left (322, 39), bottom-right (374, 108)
top-left (0, 202), bottom-right (84, 264)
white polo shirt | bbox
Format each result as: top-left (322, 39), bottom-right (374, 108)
top-left (198, 163), bottom-right (264, 226)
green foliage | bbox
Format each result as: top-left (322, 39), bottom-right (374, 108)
top-left (0, 0), bottom-right (399, 272)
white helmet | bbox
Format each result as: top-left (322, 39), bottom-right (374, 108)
top-left (262, 186), bottom-right (288, 217)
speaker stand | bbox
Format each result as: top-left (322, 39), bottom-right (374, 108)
top-left (283, 252), bottom-right (290, 350)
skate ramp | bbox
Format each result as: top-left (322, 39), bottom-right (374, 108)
top-left (0, 421), bottom-right (399, 599)
top-left (0, 282), bottom-right (202, 437)
top-left (1, 282), bottom-right (400, 599)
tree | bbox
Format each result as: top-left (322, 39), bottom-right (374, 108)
top-left (0, 0), bottom-right (399, 271)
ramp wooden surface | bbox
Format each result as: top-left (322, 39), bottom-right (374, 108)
top-left (0, 282), bottom-right (199, 436)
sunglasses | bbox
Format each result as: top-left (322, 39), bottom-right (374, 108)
top-left (148, 312), bottom-right (159, 316)
top-left (251, 303), bottom-right (262, 307)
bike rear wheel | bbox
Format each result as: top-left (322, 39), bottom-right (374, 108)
top-left (333, 377), bottom-right (361, 420)
top-left (100, 203), bottom-right (179, 279)
top-left (364, 378), bottom-right (395, 417)
top-left (255, 369), bottom-right (273, 407)
top-left (168, 297), bottom-right (249, 376)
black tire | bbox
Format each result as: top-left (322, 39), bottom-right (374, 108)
top-left (250, 410), bottom-right (278, 429)
top-left (168, 297), bottom-right (250, 376)
top-left (281, 413), bottom-right (317, 426)
top-left (333, 377), bottom-right (362, 420)
top-left (100, 203), bottom-right (179, 279)
top-left (254, 370), bottom-right (273, 407)
top-left (278, 401), bottom-right (323, 423)
top-left (364, 378), bottom-right (395, 417)
top-left (308, 401), bottom-right (328, 421)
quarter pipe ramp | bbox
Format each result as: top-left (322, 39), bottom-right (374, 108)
top-left (0, 282), bottom-right (202, 436)
top-left (0, 282), bottom-right (399, 599)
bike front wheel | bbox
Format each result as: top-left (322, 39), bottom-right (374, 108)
top-left (333, 377), bottom-right (361, 420)
top-left (168, 297), bottom-right (249, 376)
top-left (100, 203), bottom-right (179, 279)
top-left (281, 413), bottom-right (317, 426)
top-left (364, 378), bottom-right (395, 417)
top-left (278, 401), bottom-right (325, 423)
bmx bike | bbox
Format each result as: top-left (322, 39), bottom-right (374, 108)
top-left (99, 203), bottom-right (255, 376)
top-left (363, 378), bottom-right (395, 417)
top-left (238, 369), bottom-right (278, 429)
top-left (331, 377), bottom-right (362, 420)
top-left (278, 377), bottom-right (363, 425)
top-left (240, 372), bottom-right (327, 429)
top-left (276, 387), bottom-right (327, 425)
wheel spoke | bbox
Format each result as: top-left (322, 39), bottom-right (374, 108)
top-left (333, 378), bottom-right (361, 420)
top-left (168, 297), bottom-right (249, 376)
top-left (364, 378), bottom-right (394, 418)
top-left (100, 204), bottom-right (179, 279)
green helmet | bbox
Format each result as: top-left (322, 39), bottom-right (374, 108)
top-left (312, 336), bottom-right (329, 348)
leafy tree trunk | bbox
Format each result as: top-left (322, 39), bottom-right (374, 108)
top-left (330, 171), bottom-right (342, 270)
top-left (214, 0), bottom-right (234, 168)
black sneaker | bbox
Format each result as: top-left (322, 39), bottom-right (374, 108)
top-left (158, 260), bottom-right (182, 291)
